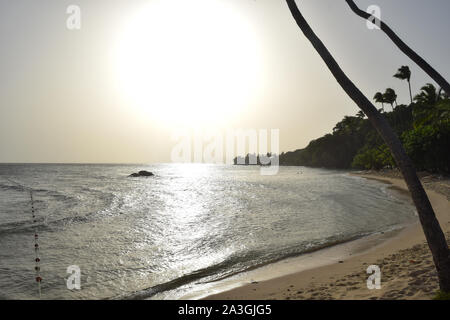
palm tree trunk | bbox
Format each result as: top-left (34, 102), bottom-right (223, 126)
top-left (408, 80), bottom-right (413, 104)
top-left (285, 0), bottom-right (450, 292)
top-left (345, 0), bottom-right (450, 96)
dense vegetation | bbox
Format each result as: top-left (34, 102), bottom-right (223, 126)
top-left (238, 66), bottom-right (450, 173)
top-left (280, 67), bottom-right (449, 173)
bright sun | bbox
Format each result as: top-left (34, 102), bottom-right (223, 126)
top-left (114, 0), bottom-right (263, 128)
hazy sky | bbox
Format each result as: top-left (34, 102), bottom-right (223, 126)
top-left (1, 0), bottom-right (449, 163)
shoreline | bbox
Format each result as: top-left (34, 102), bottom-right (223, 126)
top-left (175, 226), bottom-right (408, 300)
top-left (202, 173), bottom-right (450, 300)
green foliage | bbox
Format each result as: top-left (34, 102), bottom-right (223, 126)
top-left (351, 145), bottom-right (394, 170)
top-left (413, 99), bottom-right (450, 127)
top-left (279, 78), bottom-right (450, 173)
top-left (402, 122), bottom-right (450, 172)
top-left (414, 83), bottom-right (443, 107)
top-left (433, 290), bottom-right (450, 300)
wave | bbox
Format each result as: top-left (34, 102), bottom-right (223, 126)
top-left (115, 231), bottom-right (379, 300)
top-left (0, 198), bottom-right (124, 237)
top-left (0, 183), bottom-right (27, 192)
top-left (0, 215), bottom-right (87, 236)
top-left (0, 181), bottom-right (123, 236)
top-left (0, 182), bottom-right (75, 203)
top-left (0, 202), bottom-right (125, 235)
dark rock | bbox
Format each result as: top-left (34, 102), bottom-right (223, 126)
top-left (128, 170), bottom-right (154, 177)
top-left (138, 170), bottom-right (154, 176)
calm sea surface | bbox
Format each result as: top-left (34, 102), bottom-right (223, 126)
top-left (0, 164), bottom-right (416, 299)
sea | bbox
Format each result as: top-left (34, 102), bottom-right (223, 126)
top-left (0, 163), bottom-right (417, 299)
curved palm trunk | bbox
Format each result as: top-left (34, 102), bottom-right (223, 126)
top-left (285, 0), bottom-right (450, 292)
top-left (345, 0), bottom-right (450, 95)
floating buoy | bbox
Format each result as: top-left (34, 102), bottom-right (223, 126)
top-left (30, 190), bottom-right (42, 298)
top-left (7, 180), bottom-right (42, 298)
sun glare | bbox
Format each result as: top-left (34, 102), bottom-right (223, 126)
top-left (114, 0), bottom-right (263, 128)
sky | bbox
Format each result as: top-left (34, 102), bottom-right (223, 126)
top-left (0, 0), bottom-right (449, 163)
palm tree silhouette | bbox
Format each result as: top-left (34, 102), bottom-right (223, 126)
top-left (345, 0), bottom-right (450, 95)
top-left (383, 88), bottom-right (398, 110)
top-left (414, 83), bottom-right (442, 106)
top-left (394, 66), bottom-right (413, 104)
top-left (373, 92), bottom-right (385, 112)
top-left (285, 0), bottom-right (450, 293)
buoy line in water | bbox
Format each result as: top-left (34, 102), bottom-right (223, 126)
top-left (6, 178), bottom-right (42, 298)
top-left (30, 190), bottom-right (42, 298)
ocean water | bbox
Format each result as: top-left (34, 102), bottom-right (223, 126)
top-left (0, 164), bottom-right (417, 299)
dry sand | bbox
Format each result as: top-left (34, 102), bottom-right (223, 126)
top-left (205, 173), bottom-right (450, 300)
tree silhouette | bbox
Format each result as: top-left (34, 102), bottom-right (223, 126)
top-left (285, 0), bottom-right (450, 293)
top-left (356, 110), bottom-right (365, 119)
top-left (383, 88), bottom-right (398, 110)
top-left (345, 0), bottom-right (450, 95)
top-left (414, 83), bottom-right (442, 107)
top-left (394, 66), bottom-right (413, 104)
top-left (373, 92), bottom-right (385, 112)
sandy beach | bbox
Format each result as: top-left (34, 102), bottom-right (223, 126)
top-left (205, 172), bottom-right (450, 300)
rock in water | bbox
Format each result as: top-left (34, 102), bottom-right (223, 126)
top-left (128, 170), bottom-right (154, 177)
top-left (138, 170), bottom-right (154, 176)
